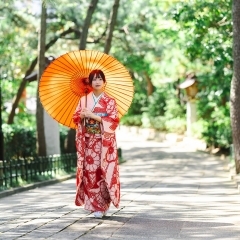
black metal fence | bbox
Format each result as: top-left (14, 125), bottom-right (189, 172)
top-left (0, 153), bottom-right (77, 190)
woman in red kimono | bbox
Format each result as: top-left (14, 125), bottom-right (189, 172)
top-left (72, 69), bottom-right (120, 219)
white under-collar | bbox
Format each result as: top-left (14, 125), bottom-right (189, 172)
top-left (92, 92), bottom-right (103, 103)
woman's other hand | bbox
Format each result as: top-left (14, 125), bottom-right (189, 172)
top-left (82, 108), bottom-right (93, 118)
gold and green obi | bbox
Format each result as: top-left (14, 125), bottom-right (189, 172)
top-left (85, 113), bottom-right (108, 134)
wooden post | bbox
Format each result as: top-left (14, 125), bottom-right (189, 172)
top-left (20, 159), bottom-right (26, 180)
top-left (0, 161), bottom-right (3, 187)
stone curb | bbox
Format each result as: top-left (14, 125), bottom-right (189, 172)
top-left (0, 173), bottom-right (76, 199)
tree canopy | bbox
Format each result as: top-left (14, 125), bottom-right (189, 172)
top-left (0, 0), bottom-right (234, 157)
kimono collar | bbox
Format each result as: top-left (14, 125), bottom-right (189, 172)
top-left (92, 92), bottom-right (104, 110)
top-left (92, 92), bottom-right (103, 104)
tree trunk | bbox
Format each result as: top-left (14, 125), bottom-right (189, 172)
top-left (65, 129), bottom-right (77, 153)
top-left (36, 2), bottom-right (47, 156)
top-left (79, 0), bottom-right (99, 50)
top-left (104, 0), bottom-right (120, 54)
top-left (230, 0), bottom-right (240, 173)
top-left (144, 72), bottom-right (154, 96)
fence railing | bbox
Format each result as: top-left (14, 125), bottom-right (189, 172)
top-left (0, 148), bottom-right (123, 191)
top-left (0, 153), bottom-right (77, 191)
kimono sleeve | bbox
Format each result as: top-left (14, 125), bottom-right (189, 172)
top-left (101, 98), bottom-right (119, 134)
top-left (72, 100), bottom-right (82, 125)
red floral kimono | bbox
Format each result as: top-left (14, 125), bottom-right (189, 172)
top-left (72, 92), bottom-right (120, 212)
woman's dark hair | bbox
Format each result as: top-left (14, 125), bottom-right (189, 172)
top-left (88, 69), bottom-right (106, 85)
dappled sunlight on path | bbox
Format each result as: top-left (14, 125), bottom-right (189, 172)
top-left (0, 127), bottom-right (239, 239)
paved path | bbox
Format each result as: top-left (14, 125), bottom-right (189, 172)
top-left (0, 128), bottom-right (240, 239)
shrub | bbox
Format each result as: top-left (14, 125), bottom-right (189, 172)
top-left (202, 115), bottom-right (232, 149)
top-left (165, 117), bottom-right (186, 134)
top-left (164, 98), bottom-right (185, 121)
top-left (3, 124), bottom-right (37, 160)
top-left (120, 115), bottom-right (142, 126)
top-left (149, 116), bottom-right (167, 131)
top-left (147, 89), bottom-right (167, 117)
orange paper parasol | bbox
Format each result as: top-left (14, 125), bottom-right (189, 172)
top-left (39, 50), bottom-right (134, 129)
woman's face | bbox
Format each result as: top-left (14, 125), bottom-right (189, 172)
top-left (91, 73), bottom-right (105, 90)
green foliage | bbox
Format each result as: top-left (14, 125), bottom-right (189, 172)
top-left (170, 0), bottom-right (232, 148)
top-left (118, 70), bottom-right (148, 116)
top-left (165, 117), bottom-right (186, 135)
top-left (135, 89), bottom-right (186, 133)
top-left (3, 124), bottom-right (37, 159)
top-left (127, 92), bottom-right (148, 116)
top-left (149, 116), bottom-right (166, 131)
top-left (164, 97), bottom-right (185, 120)
top-left (120, 115), bottom-right (142, 126)
top-left (202, 105), bottom-right (232, 148)
top-left (149, 95), bottom-right (186, 133)
top-left (189, 105), bottom-right (231, 149)
top-left (0, 0), bottom-right (233, 152)
top-left (147, 88), bottom-right (167, 117)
